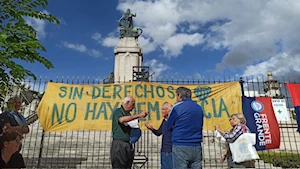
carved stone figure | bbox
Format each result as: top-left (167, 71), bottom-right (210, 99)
top-left (118, 9), bottom-right (142, 39)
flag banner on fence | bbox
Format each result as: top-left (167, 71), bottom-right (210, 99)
top-left (271, 99), bottom-right (290, 122)
top-left (242, 97), bottom-right (280, 150)
top-left (286, 83), bottom-right (300, 132)
top-left (37, 81), bottom-right (242, 132)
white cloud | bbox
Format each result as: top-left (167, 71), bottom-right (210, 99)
top-left (91, 32), bottom-right (102, 43)
top-left (24, 10), bottom-right (67, 39)
top-left (24, 10), bottom-right (66, 39)
top-left (138, 36), bottom-right (156, 54)
top-left (92, 30), bottom-right (120, 47)
top-left (188, 24), bottom-right (199, 32)
top-left (243, 53), bottom-right (300, 78)
top-left (24, 11), bottom-right (48, 39)
top-left (102, 36), bottom-right (119, 47)
top-left (88, 49), bottom-right (101, 58)
top-left (99, 31), bottom-right (156, 54)
top-left (62, 41), bottom-right (101, 58)
top-left (114, 0), bottom-right (300, 77)
top-left (25, 18), bottom-right (46, 39)
top-left (63, 42), bottom-right (87, 52)
top-left (162, 33), bottom-right (204, 57)
top-left (115, 0), bottom-right (206, 57)
top-left (143, 59), bottom-right (170, 77)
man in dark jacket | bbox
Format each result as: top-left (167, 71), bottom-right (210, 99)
top-left (145, 102), bottom-right (173, 169)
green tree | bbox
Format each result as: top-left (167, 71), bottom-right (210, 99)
top-left (0, 0), bottom-right (59, 104)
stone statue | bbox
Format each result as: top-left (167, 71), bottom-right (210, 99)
top-left (118, 9), bottom-right (143, 39)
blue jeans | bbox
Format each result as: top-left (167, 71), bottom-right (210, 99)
top-left (161, 152), bottom-right (173, 169)
top-left (173, 145), bottom-right (202, 169)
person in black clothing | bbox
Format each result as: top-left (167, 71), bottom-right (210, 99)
top-left (0, 130), bottom-right (26, 168)
top-left (145, 102), bottom-right (173, 169)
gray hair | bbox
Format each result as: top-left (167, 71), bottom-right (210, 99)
top-left (122, 96), bottom-right (134, 105)
top-left (162, 102), bottom-right (173, 110)
top-left (176, 87), bottom-right (192, 99)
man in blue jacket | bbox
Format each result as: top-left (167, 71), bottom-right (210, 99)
top-left (145, 102), bottom-right (173, 169)
top-left (167, 87), bottom-right (204, 169)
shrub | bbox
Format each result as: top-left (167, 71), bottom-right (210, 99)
top-left (258, 152), bottom-right (300, 168)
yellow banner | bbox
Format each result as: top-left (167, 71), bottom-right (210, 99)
top-left (37, 81), bottom-right (241, 132)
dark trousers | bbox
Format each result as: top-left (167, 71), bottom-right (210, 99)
top-left (111, 140), bottom-right (135, 169)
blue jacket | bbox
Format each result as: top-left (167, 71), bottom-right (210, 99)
top-left (167, 98), bottom-right (204, 146)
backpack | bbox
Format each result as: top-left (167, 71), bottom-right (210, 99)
top-left (7, 110), bottom-right (26, 127)
top-left (0, 110), bottom-right (26, 133)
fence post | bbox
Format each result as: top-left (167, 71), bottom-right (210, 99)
top-left (239, 77), bottom-right (245, 97)
top-left (37, 130), bottom-right (45, 168)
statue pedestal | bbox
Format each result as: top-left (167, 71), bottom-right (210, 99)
top-left (114, 37), bottom-right (143, 82)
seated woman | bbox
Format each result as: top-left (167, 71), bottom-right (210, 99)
top-left (215, 113), bottom-right (255, 168)
top-left (0, 130), bottom-right (26, 168)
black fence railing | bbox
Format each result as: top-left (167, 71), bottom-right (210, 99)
top-left (1, 75), bottom-right (300, 169)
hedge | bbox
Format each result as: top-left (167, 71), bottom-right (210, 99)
top-left (258, 152), bottom-right (300, 168)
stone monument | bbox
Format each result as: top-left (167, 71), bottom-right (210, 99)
top-left (263, 71), bottom-right (282, 98)
top-left (114, 9), bottom-right (143, 82)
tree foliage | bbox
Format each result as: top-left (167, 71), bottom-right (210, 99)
top-left (0, 0), bottom-right (59, 104)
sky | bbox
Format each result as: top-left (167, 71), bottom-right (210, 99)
top-left (21, 0), bottom-right (300, 82)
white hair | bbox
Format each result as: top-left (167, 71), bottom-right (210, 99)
top-left (122, 96), bottom-right (134, 105)
top-left (163, 102), bottom-right (173, 110)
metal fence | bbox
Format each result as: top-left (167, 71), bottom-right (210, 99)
top-left (2, 75), bottom-right (300, 169)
